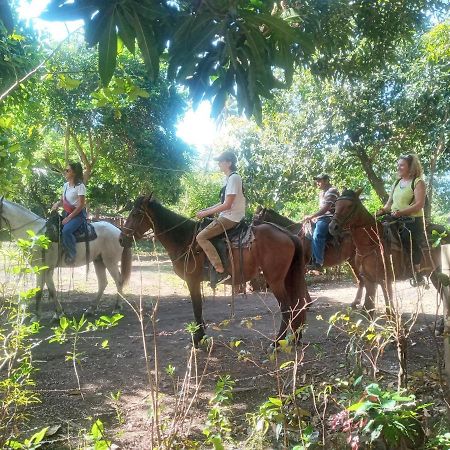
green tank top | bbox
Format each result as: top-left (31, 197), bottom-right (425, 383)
top-left (391, 178), bottom-right (424, 217)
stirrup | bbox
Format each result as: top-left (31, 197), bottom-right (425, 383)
top-left (209, 271), bottom-right (231, 289)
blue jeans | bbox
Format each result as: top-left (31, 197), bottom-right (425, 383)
top-left (312, 217), bottom-right (331, 266)
top-left (62, 210), bottom-right (86, 260)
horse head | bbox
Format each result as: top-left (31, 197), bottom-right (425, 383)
top-left (329, 188), bottom-right (363, 237)
top-left (119, 193), bottom-right (154, 247)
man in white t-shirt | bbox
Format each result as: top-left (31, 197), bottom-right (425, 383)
top-left (196, 151), bottom-right (246, 286)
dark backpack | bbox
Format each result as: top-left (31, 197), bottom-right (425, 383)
top-left (393, 177), bottom-right (430, 219)
top-left (219, 172), bottom-right (245, 203)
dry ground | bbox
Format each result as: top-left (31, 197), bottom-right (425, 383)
top-left (5, 251), bottom-right (445, 449)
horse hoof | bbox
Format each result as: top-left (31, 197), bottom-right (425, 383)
top-left (266, 343), bottom-right (277, 354)
top-left (435, 318), bottom-right (445, 337)
top-left (84, 307), bottom-right (95, 317)
top-left (51, 313), bottom-right (65, 323)
top-left (350, 302), bottom-right (359, 310)
top-left (28, 314), bottom-right (40, 324)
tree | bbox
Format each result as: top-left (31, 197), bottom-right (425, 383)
top-left (210, 20), bottom-right (449, 216)
top-left (24, 0), bottom-right (444, 122)
top-left (1, 38), bottom-right (193, 210)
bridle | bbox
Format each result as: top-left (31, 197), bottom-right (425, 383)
top-left (331, 195), bottom-right (361, 231)
top-left (0, 198), bottom-right (43, 236)
top-left (121, 201), bottom-right (195, 240)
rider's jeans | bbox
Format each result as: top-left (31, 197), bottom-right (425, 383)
top-left (312, 216), bottom-right (332, 266)
top-left (62, 210), bottom-right (86, 261)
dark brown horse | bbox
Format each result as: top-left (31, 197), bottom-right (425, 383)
top-left (253, 206), bottom-right (364, 307)
top-left (329, 188), bottom-right (447, 315)
top-left (120, 195), bottom-right (307, 346)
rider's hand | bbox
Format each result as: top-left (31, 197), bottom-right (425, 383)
top-left (304, 215), bottom-right (314, 221)
top-left (51, 202), bottom-right (60, 211)
top-left (62, 216), bottom-right (70, 225)
top-left (375, 208), bottom-right (385, 217)
top-left (196, 210), bottom-right (209, 219)
top-left (391, 210), bottom-right (402, 218)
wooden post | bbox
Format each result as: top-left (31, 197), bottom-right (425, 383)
top-left (441, 244), bottom-right (450, 403)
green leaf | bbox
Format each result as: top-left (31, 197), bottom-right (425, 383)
top-left (268, 397), bottom-right (282, 406)
top-left (116, 5), bottom-right (136, 53)
top-left (98, 11), bottom-right (118, 86)
top-left (132, 10), bottom-right (159, 81)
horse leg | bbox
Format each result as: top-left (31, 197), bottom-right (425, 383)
top-left (104, 258), bottom-right (123, 314)
top-left (187, 280), bottom-right (206, 347)
top-left (348, 261), bottom-right (364, 309)
top-left (291, 298), bottom-right (307, 344)
top-left (363, 281), bottom-right (377, 319)
top-left (87, 258), bottom-right (108, 315)
top-left (269, 282), bottom-right (293, 344)
top-left (430, 271), bottom-right (445, 336)
top-left (33, 272), bottom-right (45, 321)
top-left (381, 282), bottom-right (394, 318)
top-left (45, 268), bottom-right (65, 321)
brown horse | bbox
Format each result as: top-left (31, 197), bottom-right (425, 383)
top-left (329, 188), bottom-right (447, 315)
top-left (253, 206), bottom-right (364, 307)
top-left (120, 195), bottom-right (307, 346)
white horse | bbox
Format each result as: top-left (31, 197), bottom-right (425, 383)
top-left (0, 197), bottom-right (132, 319)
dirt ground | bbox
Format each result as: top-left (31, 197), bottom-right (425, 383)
top-left (14, 252), bottom-right (445, 449)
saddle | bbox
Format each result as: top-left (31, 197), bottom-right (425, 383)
top-left (198, 218), bottom-right (253, 269)
top-left (46, 212), bottom-right (97, 243)
top-left (303, 220), bottom-right (341, 248)
top-left (381, 216), bottom-right (442, 255)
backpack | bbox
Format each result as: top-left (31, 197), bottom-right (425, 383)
top-left (219, 172), bottom-right (245, 203)
top-left (393, 177), bottom-right (430, 219)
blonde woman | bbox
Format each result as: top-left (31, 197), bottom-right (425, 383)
top-left (376, 154), bottom-right (426, 284)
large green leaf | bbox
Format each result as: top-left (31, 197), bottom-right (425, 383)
top-left (85, 5), bottom-right (116, 47)
top-left (131, 10), bottom-right (159, 81)
top-left (98, 11), bottom-right (118, 86)
top-left (116, 5), bottom-right (136, 54)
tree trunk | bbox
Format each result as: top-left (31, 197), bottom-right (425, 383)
top-left (64, 122), bottom-right (70, 165)
top-left (353, 147), bottom-right (388, 202)
top-left (440, 244), bottom-right (450, 406)
top-left (427, 132), bottom-right (446, 218)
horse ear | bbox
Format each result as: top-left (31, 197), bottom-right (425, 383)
top-left (355, 187), bottom-right (363, 197)
top-left (255, 205), bottom-right (262, 214)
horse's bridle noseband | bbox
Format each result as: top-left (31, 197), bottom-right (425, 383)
top-left (331, 196), bottom-right (361, 231)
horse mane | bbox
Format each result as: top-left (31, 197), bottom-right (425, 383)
top-left (141, 196), bottom-right (197, 246)
top-left (5, 199), bottom-right (42, 220)
top-left (340, 189), bottom-right (360, 200)
top-left (264, 208), bottom-right (296, 227)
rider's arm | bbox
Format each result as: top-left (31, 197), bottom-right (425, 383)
top-left (305, 203), bottom-right (332, 220)
top-left (204, 194), bottom-right (236, 215)
top-left (376, 194), bottom-right (394, 216)
top-left (392, 180), bottom-right (425, 217)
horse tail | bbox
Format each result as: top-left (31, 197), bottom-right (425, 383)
top-left (121, 246), bottom-right (132, 286)
top-left (285, 234), bottom-right (306, 307)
